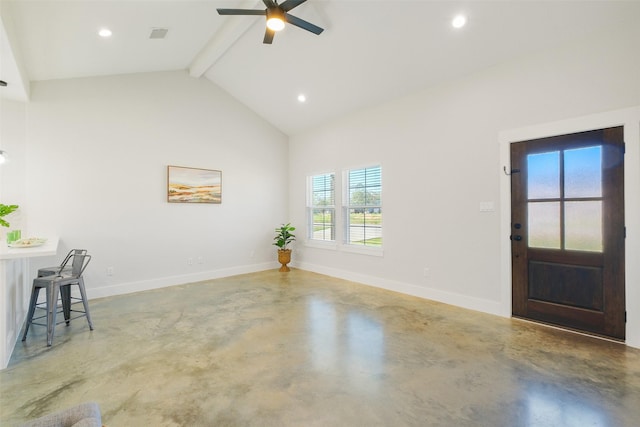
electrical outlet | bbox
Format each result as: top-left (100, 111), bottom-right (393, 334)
top-left (197, 256), bottom-right (203, 264)
top-left (106, 267), bottom-right (114, 276)
top-left (423, 268), bottom-right (430, 278)
top-left (188, 258), bottom-right (193, 266)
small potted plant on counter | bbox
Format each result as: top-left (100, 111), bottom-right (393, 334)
top-left (0, 203), bottom-right (20, 243)
top-left (0, 204), bottom-right (18, 228)
top-left (273, 223), bottom-right (296, 272)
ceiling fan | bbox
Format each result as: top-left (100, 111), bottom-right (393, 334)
top-left (217, 0), bottom-right (324, 44)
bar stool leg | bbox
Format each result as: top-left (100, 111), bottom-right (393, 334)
top-left (22, 287), bottom-right (40, 341)
top-left (77, 278), bottom-right (93, 330)
top-left (46, 283), bottom-right (60, 346)
top-left (60, 284), bottom-right (71, 325)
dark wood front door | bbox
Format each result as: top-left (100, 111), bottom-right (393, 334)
top-left (510, 127), bottom-right (625, 340)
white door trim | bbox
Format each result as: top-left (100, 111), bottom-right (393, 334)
top-left (499, 106), bottom-right (640, 348)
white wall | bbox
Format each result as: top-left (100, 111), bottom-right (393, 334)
top-left (289, 26), bottom-right (640, 346)
top-left (21, 70), bottom-right (289, 298)
top-left (0, 98), bottom-right (27, 229)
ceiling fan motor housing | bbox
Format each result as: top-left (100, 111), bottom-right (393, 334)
top-left (217, 0), bottom-right (323, 44)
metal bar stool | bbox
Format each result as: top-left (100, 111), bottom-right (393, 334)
top-left (22, 252), bottom-right (94, 346)
top-left (36, 249), bottom-right (87, 323)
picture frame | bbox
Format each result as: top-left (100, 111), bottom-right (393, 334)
top-left (167, 165), bottom-right (222, 204)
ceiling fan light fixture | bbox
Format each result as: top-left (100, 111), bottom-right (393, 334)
top-left (217, 0), bottom-right (323, 44)
top-left (266, 9), bottom-right (285, 31)
top-left (267, 17), bottom-right (285, 31)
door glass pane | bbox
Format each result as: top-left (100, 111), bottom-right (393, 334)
top-left (528, 152), bottom-right (560, 199)
top-left (528, 202), bottom-right (560, 249)
top-left (565, 146), bottom-right (602, 198)
top-left (565, 201), bottom-right (602, 252)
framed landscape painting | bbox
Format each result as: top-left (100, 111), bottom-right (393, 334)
top-left (167, 166), bottom-right (222, 204)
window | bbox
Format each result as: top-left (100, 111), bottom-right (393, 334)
top-left (527, 146), bottom-right (603, 252)
top-left (307, 173), bottom-right (335, 241)
top-left (344, 165), bottom-right (382, 247)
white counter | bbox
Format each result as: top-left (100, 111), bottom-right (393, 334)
top-left (1, 237), bottom-right (59, 369)
top-left (0, 237), bottom-right (59, 260)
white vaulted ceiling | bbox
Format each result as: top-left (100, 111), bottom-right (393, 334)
top-left (1, 1), bottom-right (639, 135)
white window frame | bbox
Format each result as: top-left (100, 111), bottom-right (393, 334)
top-left (342, 165), bottom-right (383, 255)
top-left (306, 172), bottom-right (336, 245)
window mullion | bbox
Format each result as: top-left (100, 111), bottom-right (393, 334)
top-left (560, 150), bottom-right (566, 250)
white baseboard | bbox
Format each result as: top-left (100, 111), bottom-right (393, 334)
top-left (88, 262), bottom-right (278, 299)
top-left (294, 261), bottom-right (505, 317)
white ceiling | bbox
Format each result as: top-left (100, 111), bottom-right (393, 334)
top-left (1, 1), bottom-right (639, 135)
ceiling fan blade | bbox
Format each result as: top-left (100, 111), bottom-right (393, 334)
top-left (262, 0), bottom-right (277, 8)
top-left (279, 0), bottom-right (307, 12)
top-left (217, 9), bottom-right (266, 16)
top-left (263, 27), bottom-right (275, 44)
top-left (284, 13), bottom-right (324, 35)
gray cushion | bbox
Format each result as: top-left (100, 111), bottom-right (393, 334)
top-left (19, 402), bottom-right (101, 427)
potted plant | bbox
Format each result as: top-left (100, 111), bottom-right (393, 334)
top-left (0, 204), bottom-right (18, 228)
top-left (1, 203), bottom-right (19, 243)
top-left (273, 223), bottom-right (296, 272)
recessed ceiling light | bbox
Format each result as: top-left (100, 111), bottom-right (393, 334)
top-left (452, 15), bottom-right (467, 29)
top-left (297, 94), bottom-right (307, 103)
top-left (98, 28), bottom-right (112, 38)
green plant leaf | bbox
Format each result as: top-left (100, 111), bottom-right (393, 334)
top-left (273, 222), bottom-right (296, 249)
top-left (0, 204), bottom-right (19, 228)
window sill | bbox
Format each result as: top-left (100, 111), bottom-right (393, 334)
top-left (304, 240), bottom-right (384, 257)
top-left (305, 239), bottom-right (338, 251)
top-left (340, 244), bottom-right (384, 257)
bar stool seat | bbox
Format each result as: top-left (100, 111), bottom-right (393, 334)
top-left (22, 252), bottom-right (93, 346)
top-left (37, 249), bottom-right (87, 278)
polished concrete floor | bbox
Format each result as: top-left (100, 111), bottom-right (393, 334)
top-left (1, 269), bottom-right (639, 426)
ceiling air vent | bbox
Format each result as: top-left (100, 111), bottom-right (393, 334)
top-left (149, 28), bottom-right (169, 39)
